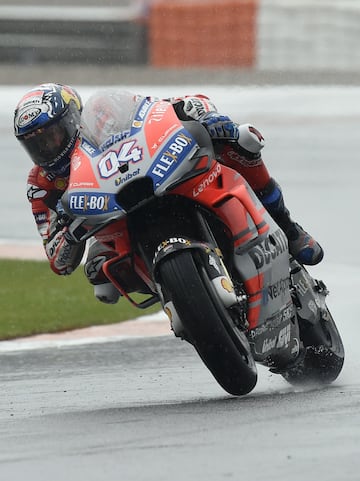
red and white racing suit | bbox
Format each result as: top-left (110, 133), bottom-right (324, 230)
top-left (27, 162), bottom-right (86, 275)
top-left (26, 94), bottom-right (271, 295)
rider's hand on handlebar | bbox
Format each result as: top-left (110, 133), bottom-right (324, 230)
top-left (201, 114), bottom-right (265, 157)
top-left (55, 199), bottom-right (73, 228)
top-left (199, 112), bottom-right (239, 141)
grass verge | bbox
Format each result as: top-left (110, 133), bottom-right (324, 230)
top-left (0, 259), bottom-right (161, 340)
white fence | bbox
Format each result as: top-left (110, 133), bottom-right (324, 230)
top-left (258, 1), bottom-right (360, 71)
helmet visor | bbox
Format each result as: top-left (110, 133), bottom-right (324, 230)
top-left (18, 104), bottom-right (78, 170)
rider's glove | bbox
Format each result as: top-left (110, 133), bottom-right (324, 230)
top-left (201, 114), bottom-right (265, 157)
top-left (199, 112), bottom-right (239, 140)
top-left (46, 227), bottom-right (85, 275)
top-left (55, 199), bottom-right (73, 230)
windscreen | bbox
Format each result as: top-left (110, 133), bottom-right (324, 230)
top-left (80, 90), bottom-right (142, 149)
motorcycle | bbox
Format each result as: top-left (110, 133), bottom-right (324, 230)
top-left (62, 96), bottom-right (344, 396)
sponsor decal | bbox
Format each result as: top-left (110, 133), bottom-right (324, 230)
top-left (164, 306), bottom-right (173, 321)
top-left (27, 185), bottom-right (47, 200)
top-left (155, 237), bottom-right (191, 255)
top-left (248, 323), bottom-right (268, 339)
top-left (208, 254), bottom-right (221, 274)
top-left (262, 336), bottom-right (276, 353)
top-left (193, 163), bottom-right (221, 197)
top-left (99, 130), bottom-right (131, 151)
top-left (296, 278), bottom-right (310, 296)
top-left (115, 167), bottom-right (140, 186)
top-left (69, 193), bottom-right (116, 214)
top-left (151, 123), bottom-right (178, 151)
top-left (184, 97), bottom-right (216, 119)
top-left (17, 107), bottom-right (42, 127)
top-left (47, 235), bottom-right (62, 259)
top-left (129, 98), bottom-right (152, 134)
top-left (221, 277), bottom-right (234, 293)
top-left (71, 154), bottom-right (82, 171)
top-left (56, 242), bottom-right (73, 266)
top-left (81, 139), bottom-right (98, 157)
top-left (264, 303), bottom-right (294, 330)
top-left (249, 302), bottom-right (294, 339)
top-left (261, 323), bottom-right (291, 353)
top-left (249, 229), bottom-right (288, 269)
top-left (262, 277), bottom-right (290, 304)
top-left (51, 136), bottom-right (76, 168)
top-left (223, 146), bottom-right (263, 167)
top-left (276, 323), bottom-right (291, 348)
top-left (55, 178), bottom-right (67, 190)
top-left (34, 212), bottom-right (47, 225)
top-left (19, 92), bottom-right (42, 108)
top-left (280, 303), bottom-right (294, 323)
top-left (137, 99), bottom-right (153, 121)
top-left (68, 149), bottom-right (100, 190)
top-left (151, 132), bottom-right (194, 179)
top-left (69, 181), bottom-right (96, 188)
top-left (39, 169), bottom-right (56, 181)
top-left (147, 101), bottom-right (169, 124)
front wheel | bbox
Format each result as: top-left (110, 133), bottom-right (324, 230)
top-left (158, 249), bottom-right (257, 396)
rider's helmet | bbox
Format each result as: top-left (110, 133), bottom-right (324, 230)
top-left (14, 83), bottom-right (83, 176)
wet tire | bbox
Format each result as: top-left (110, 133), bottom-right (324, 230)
top-left (158, 249), bottom-right (257, 396)
top-left (282, 308), bottom-right (345, 386)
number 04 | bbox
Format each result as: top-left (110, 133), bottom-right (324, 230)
top-left (99, 140), bottom-right (143, 178)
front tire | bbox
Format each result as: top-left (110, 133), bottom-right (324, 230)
top-left (158, 249), bottom-right (257, 396)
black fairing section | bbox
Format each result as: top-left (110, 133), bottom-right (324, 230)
top-left (127, 196), bottom-right (232, 275)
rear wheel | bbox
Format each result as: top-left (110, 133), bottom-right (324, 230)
top-left (158, 249), bottom-right (257, 396)
top-left (282, 308), bottom-right (345, 386)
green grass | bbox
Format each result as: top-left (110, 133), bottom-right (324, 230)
top-left (0, 259), bottom-right (161, 340)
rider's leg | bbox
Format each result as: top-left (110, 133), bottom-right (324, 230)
top-left (219, 123), bottom-right (324, 266)
top-left (255, 178), bottom-right (324, 265)
top-left (84, 238), bottom-right (121, 304)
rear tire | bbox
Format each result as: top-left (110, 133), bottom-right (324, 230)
top-left (158, 250), bottom-right (257, 396)
top-left (282, 308), bottom-right (344, 386)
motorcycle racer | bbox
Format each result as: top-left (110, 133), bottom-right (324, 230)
top-left (14, 83), bottom-right (323, 304)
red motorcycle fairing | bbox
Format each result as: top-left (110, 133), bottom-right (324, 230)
top-left (171, 162), bottom-right (289, 311)
top-left (64, 98), bottom-right (298, 366)
top-left (166, 158), bottom-right (300, 364)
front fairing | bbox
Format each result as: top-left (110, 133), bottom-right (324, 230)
top-left (62, 99), bottom-right (201, 226)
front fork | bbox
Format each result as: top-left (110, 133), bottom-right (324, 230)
top-left (153, 236), bottom-right (244, 338)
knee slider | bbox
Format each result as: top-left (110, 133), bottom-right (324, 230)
top-left (94, 283), bottom-right (121, 304)
top-left (84, 251), bottom-right (116, 285)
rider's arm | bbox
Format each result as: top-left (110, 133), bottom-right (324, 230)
top-left (27, 166), bottom-right (85, 275)
top-left (169, 95), bottom-right (265, 158)
top-left (169, 94), bottom-right (270, 192)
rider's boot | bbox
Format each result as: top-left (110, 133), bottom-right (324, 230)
top-left (256, 178), bottom-right (324, 265)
